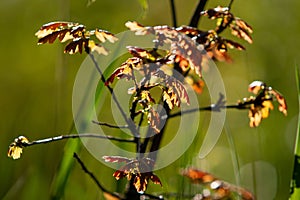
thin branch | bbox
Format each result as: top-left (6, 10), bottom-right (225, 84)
top-left (92, 120), bottom-right (129, 129)
top-left (228, 0), bottom-right (234, 10)
top-left (22, 133), bottom-right (135, 147)
top-left (189, 0), bottom-right (208, 27)
top-left (168, 104), bottom-right (245, 118)
top-left (88, 53), bottom-right (140, 139)
top-left (73, 153), bottom-right (122, 199)
top-left (169, 0), bottom-right (177, 27)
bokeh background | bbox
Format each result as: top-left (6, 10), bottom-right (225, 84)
top-left (1, 0), bottom-right (299, 199)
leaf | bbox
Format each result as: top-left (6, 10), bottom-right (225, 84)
top-left (224, 39), bottom-right (245, 50)
top-left (248, 100), bottom-right (274, 127)
top-left (64, 38), bottom-right (89, 54)
top-left (147, 108), bottom-right (161, 134)
top-left (242, 81), bottom-right (287, 127)
top-left (35, 21), bottom-right (78, 38)
top-left (103, 192), bottom-right (121, 200)
top-left (36, 21), bottom-right (117, 55)
top-left (127, 46), bottom-right (160, 61)
top-left (126, 21), bottom-right (207, 77)
top-left (290, 66), bottom-right (300, 199)
top-left (176, 26), bottom-right (203, 37)
top-left (88, 40), bottom-right (109, 55)
top-left (201, 6), bottom-right (253, 43)
top-left (125, 21), bottom-right (148, 35)
top-left (95, 29), bottom-right (118, 43)
top-left (182, 168), bottom-right (255, 200)
top-left (270, 89), bottom-right (288, 116)
top-left (171, 37), bottom-right (204, 77)
top-left (134, 175), bottom-right (148, 192)
top-left (230, 18), bottom-right (253, 43)
top-left (153, 69), bottom-right (190, 109)
top-left (51, 138), bottom-right (81, 198)
top-left (200, 6), bottom-right (230, 19)
top-left (105, 57), bottom-right (142, 85)
top-left (248, 80), bottom-right (266, 94)
top-left (36, 22), bottom-right (85, 45)
top-left (103, 155), bottom-right (132, 163)
top-left (7, 136), bottom-right (29, 159)
top-left (185, 76), bottom-right (205, 94)
top-left (107, 156), bottom-right (161, 192)
top-left (149, 173), bottom-right (162, 186)
top-left (37, 29), bottom-right (70, 44)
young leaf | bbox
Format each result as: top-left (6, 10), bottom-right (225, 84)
top-left (182, 168), bottom-right (254, 200)
top-left (147, 108), bottom-right (161, 134)
top-left (103, 155), bottom-right (132, 163)
top-left (7, 136), bottom-right (29, 159)
top-left (105, 57), bottom-right (142, 86)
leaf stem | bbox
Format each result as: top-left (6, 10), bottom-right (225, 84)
top-left (189, 0), bottom-right (208, 27)
top-left (92, 120), bottom-right (129, 129)
top-left (23, 133), bottom-right (135, 147)
top-left (169, 0), bottom-right (177, 27)
top-left (88, 53), bottom-right (141, 153)
top-left (73, 153), bottom-right (122, 199)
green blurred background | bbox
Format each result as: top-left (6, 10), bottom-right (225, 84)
top-left (1, 0), bottom-right (299, 199)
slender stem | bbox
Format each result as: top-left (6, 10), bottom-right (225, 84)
top-left (73, 153), bottom-right (122, 199)
top-left (169, 103), bottom-right (247, 118)
top-left (228, 0), bottom-right (234, 10)
top-left (169, 0), bottom-right (177, 27)
top-left (189, 0), bottom-right (208, 27)
top-left (22, 133), bottom-right (135, 147)
top-left (92, 120), bottom-right (129, 129)
top-left (88, 53), bottom-right (141, 155)
top-left (169, 95), bottom-right (273, 118)
top-left (88, 53), bottom-right (139, 137)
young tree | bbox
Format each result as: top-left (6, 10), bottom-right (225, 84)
top-left (7, 1), bottom-right (288, 199)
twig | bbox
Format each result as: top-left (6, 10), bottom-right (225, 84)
top-left (189, 0), bottom-right (208, 27)
top-left (168, 104), bottom-right (246, 118)
top-left (73, 153), bottom-right (122, 199)
top-left (92, 120), bottom-right (129, 129)
top-left (228, 0), bottom-right (234, 10)
top-left (88, 53), bottom-right (140, 139)
top-left (23, 133), bottom-right (135, 147)
top-left (169, 0), bottom-right (177, 27)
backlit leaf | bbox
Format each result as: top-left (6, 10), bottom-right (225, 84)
top-left (147, 108), bottom-right (161, 134)
top-left (182, 168), bottom-right (254, 200)
top-left (105, 57), bottom-right (142, 86)
top-left (103, 155), bottom-right (132, 163)
top-left (7, 136), bottom-right (29, 160)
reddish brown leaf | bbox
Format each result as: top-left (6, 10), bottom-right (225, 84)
top-left (95, 29), bottom-right (118, 43)
top-left (149, 174), bottom-right (162, 186)
top-left (103, 192), bottom-right (121, 200)
top-left (147, 108), bottom-right (161, 134)
top-left (154, 70), bottom-right (190, 109)
top-left (176, 26), bottom-right (203, 37)
top-left (270, 90), bottom-right (288, 116)
top-left (248, 81), bottom-right (266, 94)
top-left (182, 168), bottom-right (255, 200)
top-left (7, 136), bottom-right (29, 160)
top-left (181, 168), bottom-right (215, 183)
top-left (64, 38), bottom-right (89, 54)
top-left (224, 39), bottom-right (245, 50)
top-left (200, 6), bottom-right (230, 19)
top-left (174, 54), bottom-right (189, 71)
top-left (105, 57), bottom-right (142, 86)
top-left (113, 170), bottom-right (127, 180)
top-left (102, 156), bottom-right (132, 163)
top-left (134, 175), bottom-right (148, 192)
top-left (38, 21), bottom-right (75, 31)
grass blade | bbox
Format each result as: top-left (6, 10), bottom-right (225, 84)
top-left (290, 66), bottom-right (300, 199)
